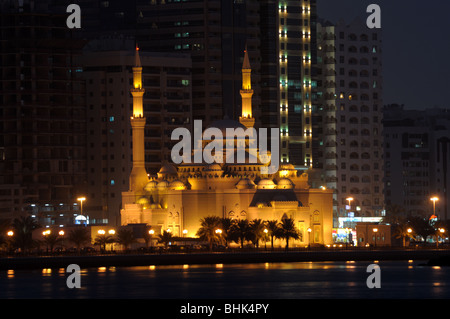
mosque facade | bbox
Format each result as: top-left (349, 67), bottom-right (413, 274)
top-left (121, 47), bottom-right (334, 247)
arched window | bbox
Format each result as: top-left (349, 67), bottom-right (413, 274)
top-left (361, 152), bottom-right (370, 159)
top-left (349, 105), bottom-right (358, 112)
top-left (362, 176), bottom-right (371, 183)
top-left (350, 152), bottom-right (359, 159)
top-left (360, 82), bottom-right (369, 89)
top-left (350, 176), bottom-right (360, 183)
top-left (360, 46), bottom-right (369, 52)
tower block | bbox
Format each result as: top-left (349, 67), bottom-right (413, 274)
top-left (239, 46), bottom-right (255, 129)
top-left (129, 46), bottom-right (148, 193)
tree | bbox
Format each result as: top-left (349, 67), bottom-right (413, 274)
top-left (392, 223), bottom-right (414, 247)
top-left (42, 232), bottom-right (63, 253)
top-left (266, 220), bottom-right (280, 249)
top-left (249, 219), bottom-right (265, 248)
top-left (278, 218), bottom-right (300, 250)
top-left (116, 228), bottom-right (137, 251)
top-left (94, 232), bottom-right (115, 252)
top-left (220, 218), bottom-right (234, 248)
top-left (383, 204), bottom-right (406, 226)
top-left (67, 227), bottom-right (91, 252)
top-left (408, 216), bottom-right (434, 243)
top-left (158, 230), bottom-right (173, 248)
top-left (196, 216), bottom-right (222, 251)
top-left (230, 219), bottom-right (250, 248)
top-left (11, 216), bottom-right (41, 253)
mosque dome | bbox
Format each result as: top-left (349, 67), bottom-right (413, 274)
top-left (157, 180), bottom-right (170, 189)
top-left (279, 163), bottom-right (296, 170)
top-left (277, 178), bottom-right (295, 189)
top-left (144, 180), bottom-right (158, 192)
top-left (206, 118), bottom-right (247, 137)
top-left (257, 178), bottom-right (276, 189)
top-left (158, 162), bottom-right (178, 175)
top-left (236, 178), bottom-right (256, 189)
top-left (169, 180), bottom-right (186, 190)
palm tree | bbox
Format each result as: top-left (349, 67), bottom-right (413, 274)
top-left (116, 228), bottom-right (137, 251)
top-left (383, 204), bottom-right (406, 226)
top-left (266, 220), bottom-right (280, 249)
top-left (392, 223), bottom-right (414, 247)
top-left (249, 219), bottom-right (265, 248)
top-left (196, 216), bottom-right (222, 251)
top-left (11, 216), bottom-right (41, 253)
top-left (278, 218), bottom-right (300, 250)
top-left (42, 232), bottom-right (64, 253)
top-left (158, 230), bottom-right (173, 248)
top-left (408, 216), bottom-right (434, 243)
top-left (220, 218), bottom-right (234, 248)
top-left (230, 219), bottom-right (250, 248)
top-left (94, 232), bottom-right (115, 252)
top-left (67, 227), bottom-right (91, 252)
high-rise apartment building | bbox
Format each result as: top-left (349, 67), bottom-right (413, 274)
top-left (313, 18), bottom-right (384, 227)
top-left (0, 1), bottom-right (87, 222)
top-left (79, 44), bottom-right (192, 225)
top-left (384, 104), bottom-right (450, 220)
top-left (135, 0), bottom-right (261, 129)
top-left (277, 0), bottom-right (317, 168)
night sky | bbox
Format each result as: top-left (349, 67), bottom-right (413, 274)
top-left (317, 0), bottom-right (450, 110)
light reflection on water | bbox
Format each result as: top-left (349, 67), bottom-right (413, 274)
top-left (1, 260), bottom-right (449, 299)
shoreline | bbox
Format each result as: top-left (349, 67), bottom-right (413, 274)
top-left (1, 249), bottom-right (449, 270)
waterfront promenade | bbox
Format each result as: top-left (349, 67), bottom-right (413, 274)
top-left (1, 248), bottom-right (449, 270)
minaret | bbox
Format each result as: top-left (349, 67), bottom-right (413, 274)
top-left (239, 45), bottom-right (255, 129)
top-left (129, 46), bottom-right (148, 193)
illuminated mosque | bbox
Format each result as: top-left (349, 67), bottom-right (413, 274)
top-left (121, 47), bottom-right (334, 247)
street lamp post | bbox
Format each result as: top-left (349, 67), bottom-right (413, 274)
top-left (307, 227), bottom-right (312, 249)
top-left (149, 229), bottom-right (154, 250)
top-left (264, 228), bottom-right (268, 250)
top-left (346, 197), bottom-right (354, 229)
top-left (77, 197), bottom-right (86, 225)
top-left (430, 196), bottom-right (439, 219)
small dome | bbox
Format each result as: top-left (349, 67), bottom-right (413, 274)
top-left (279, 163), bottom-right (295, 171)
top-left (206, 119), bottom-right (247, 137)
top-left (157, 180), bottom-right (170, 189)
top-left (257, 178), bottom-right (276, 189)
top-left (144, 180), bottom-right (158, 191)
top-left (170, 180), bottom-right (186, 190)
top-left (158, 162), bottom-right (178, 175)
top-left (277, 178), bottom-right (294, 189)
top-left (137, 197), bottom-right (149, 205)
top-left (236, 178), bottom-right (256, 189)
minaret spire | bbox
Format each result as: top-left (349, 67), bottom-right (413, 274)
top-left (239, 44), bottom-right (255, 128)
top-left (129, 46), bottom-right (148, 192)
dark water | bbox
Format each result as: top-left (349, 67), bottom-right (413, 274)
top-left (1, 260), bottom-right (449, 299)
